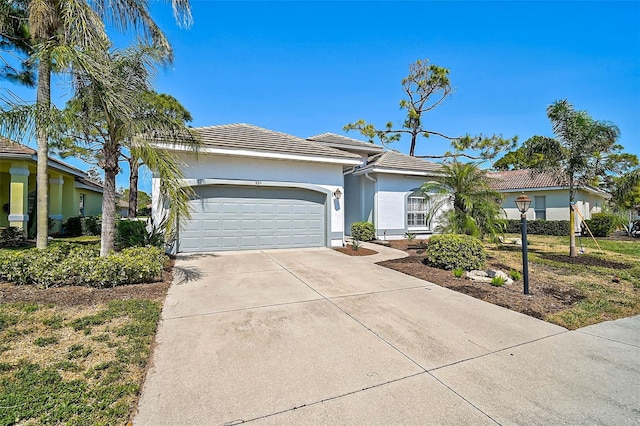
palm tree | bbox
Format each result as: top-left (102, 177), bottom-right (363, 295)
top-left (56, 44), bottom-right (196, 256)
top-left (526, 100), bottom-right (620, 256)
top-left (422, 162), bottom-right (505, 241)
top-left (2, 0), bottom-right (191, 249)
top-left (126, 92), bottom-right (193, 218)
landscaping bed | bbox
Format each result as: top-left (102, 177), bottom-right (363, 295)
top-left (378, 237), bottom-right (640, 329)
top-left (0, 246), bottom-right (173, 425)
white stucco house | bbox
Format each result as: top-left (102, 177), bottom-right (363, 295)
top-left (152, 124), bottom-right (445, 253)
top-left (487, 169), bottom-right (610, 231)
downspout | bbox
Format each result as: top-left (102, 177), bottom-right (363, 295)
top-left (364, 172), bottom-right (378, 238)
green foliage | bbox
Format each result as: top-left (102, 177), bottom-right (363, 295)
top-left (115, 219), bottom-right (165, 249)
top-left (423, 162), bottom-right (505, 241)
top-left (423, 234), bottom-right (486, 271)
top-left (351, 239), bottom-right (362, 251)
top-left (582, 212), bottom-right (619, 237)
top-left (504, 219), bottom-right (570, 236)
top-left (0, 227), bottom-right (26, 248)
top-left (491, 276), bottom-right (506, 287)
top-left (0, 243), bottom-right (167, 288)
top-left (344, 59), bottom-right (516, 159)
top-left (509, 269), bottom-right (522, 281)
top-left (452, 267), bottom-right (465, 278)
top-left (405, 231), bottom-right (416, 242)
top-left (351, 222), bottom-right (376, 242)
top-left (63, 216), bottom-right (101, 237)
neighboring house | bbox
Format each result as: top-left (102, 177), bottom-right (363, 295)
top-left (487, 169), bottom-right (610, 231)
top-left (0, 137), bottom-right (103, 234)
top-left (152, 124), bottom-right (445, 254)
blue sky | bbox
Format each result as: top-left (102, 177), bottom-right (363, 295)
top-left (5, 1), bottom-right (640, 193)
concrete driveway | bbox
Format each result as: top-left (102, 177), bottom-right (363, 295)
top-left (134, 246), bottom-right (640, 425)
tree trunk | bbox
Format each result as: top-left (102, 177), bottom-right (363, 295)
top-left (128, 156), bottom-right (139, 218)
top-left (35, 55), bottom-right (51, 249)
top-left (409, 132), bottom-right (417, 157)
top-left (100, 141), bottom-right (120, 256)
top-left (569, 185), bottom-right (577, 257)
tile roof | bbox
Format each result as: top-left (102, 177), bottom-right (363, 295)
top-left (364, 151), bottom-right (443, 174)
top-left (181, 124), bottom-right (362, 161)
top-left (0, 137), bottom-right (35, 156)
top-left (306, 132), bottom-right (383, 153)
top-left (486, 169), bottom-right (568, 190)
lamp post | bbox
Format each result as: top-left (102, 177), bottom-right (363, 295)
top-left (515, 193), bottom-right (532, 295)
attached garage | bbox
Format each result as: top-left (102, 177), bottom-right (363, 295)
top-left (178, 185), bottom-right (327, 253)
top-left (152, 124), bottom-right (362, 253)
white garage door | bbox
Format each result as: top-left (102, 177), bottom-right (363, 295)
top-left (178, 185), bottom-right (327, 252)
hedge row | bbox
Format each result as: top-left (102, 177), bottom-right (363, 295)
top-left (0, 243), bottom-right (167, 288)
top-left (504, 220), bottom-right (570, 236)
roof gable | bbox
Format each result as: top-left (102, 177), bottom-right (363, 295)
top-left (307, 132), bottom-right (383, 154)
top-left (364, 151), bottom-right (443, 174)
top-left (187, 124), bottom-right (362, 161)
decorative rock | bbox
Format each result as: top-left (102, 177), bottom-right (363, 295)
top-left (466, 269), bottom-right (513, 285)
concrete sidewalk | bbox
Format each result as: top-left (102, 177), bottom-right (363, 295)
top-left (134, 248), bottom-right (640, 425)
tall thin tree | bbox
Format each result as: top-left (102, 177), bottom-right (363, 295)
top-left (526, 100), bottom-right (621, 256)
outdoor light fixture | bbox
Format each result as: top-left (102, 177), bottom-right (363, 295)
top-left (333, 188), bottom-right (342, 199)
top-left (515, 193), bottom-right (532, 295)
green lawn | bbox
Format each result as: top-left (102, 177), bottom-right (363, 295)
top-left (494, 234), bottom-right (640, 329)
top-left (0, 299), bottom-right (162, 425)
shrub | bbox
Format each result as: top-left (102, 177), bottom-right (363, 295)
top-left (63, 216), bottom-right (101, 237)
top-left (115, 220), bottom-right (147, 249)
top-left (115, 219), bottom-right (165, 249)
top-left (452, 267), bottom-right (464, 278)
top-left (504, 220), bottom-right (569, 236)
top-left (405, 232), bottom-right (416, 242)
top-left (0, 243), bottom-right (166, 288)
top-left (423, 234), bottom-right (486, 271)
top-left (509, 269), bottom-right (522, 281)
top-left (0, 227), bottom-right (25, 248)
top-left (351, 240), bottom-right (361, 251)
top-left (582, 213), bottom-right (618, 237)
top-left (351, 222), bottom-right (375, 242)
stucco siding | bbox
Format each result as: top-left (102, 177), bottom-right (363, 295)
top-left (153, 152), bottom-right (346, 248)
top-left (501, 188), bottom-right (609, 232)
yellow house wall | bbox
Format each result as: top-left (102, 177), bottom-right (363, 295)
top-left (81, 191), bottom-right (103, 217)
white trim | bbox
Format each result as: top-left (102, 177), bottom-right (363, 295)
top-left (354, 167), bottom-right (442, 177)
top-left (153, 143), bottom-right (362, 166)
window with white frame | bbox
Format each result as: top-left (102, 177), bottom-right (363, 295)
top-left (407, 192), bottom-right (429, 228)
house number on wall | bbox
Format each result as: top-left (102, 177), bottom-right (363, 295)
top-left (255, 181), bottom-right (262, 185)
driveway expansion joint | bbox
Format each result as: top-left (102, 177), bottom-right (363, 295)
top-left (575, 330), bottom-right (640, 349)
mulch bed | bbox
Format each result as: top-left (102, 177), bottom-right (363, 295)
top-left (334, 246), bottom-right (378, 256)
top-left (378, 240), bottom-right (590, 320)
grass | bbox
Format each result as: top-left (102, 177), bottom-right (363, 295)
top-left (493, 234), bottom-right (640, 329)
top-left (0, 299), bottom-right (162, 425)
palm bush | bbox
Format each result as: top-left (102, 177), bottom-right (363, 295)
top-left (422, 162), bottom-right (505, 241)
